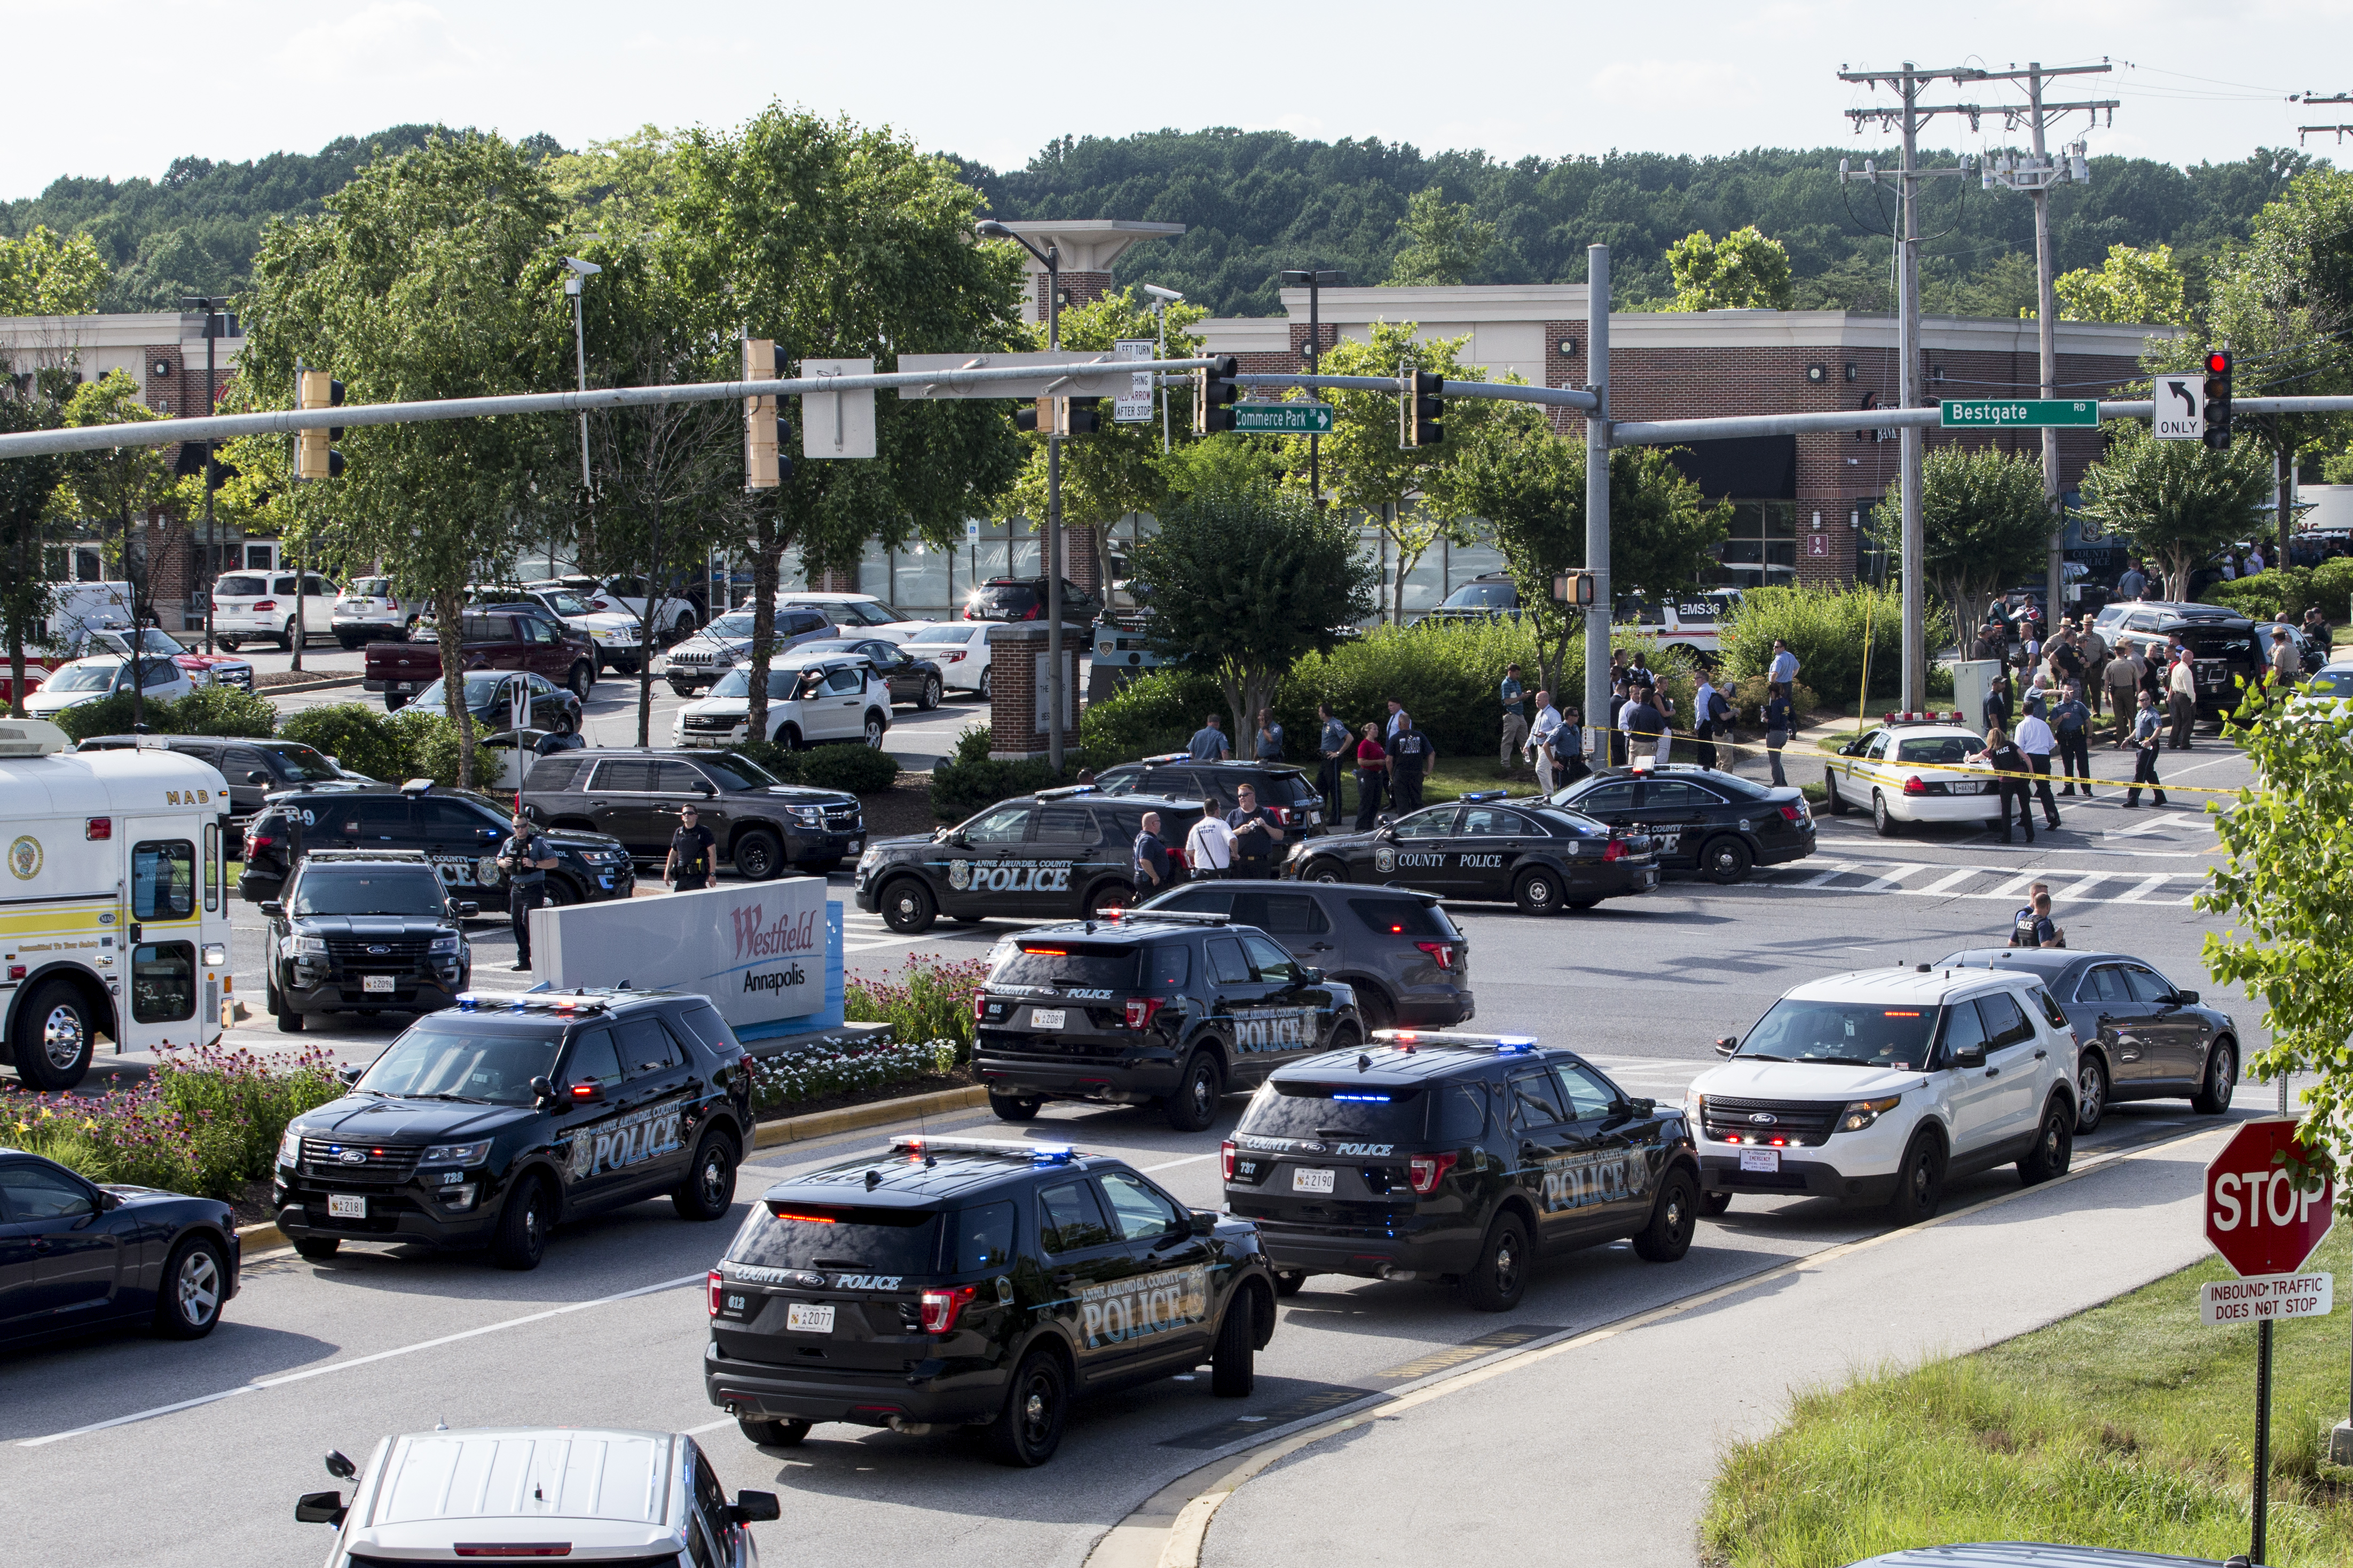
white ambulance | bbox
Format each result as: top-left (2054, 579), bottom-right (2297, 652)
top-left (0, 718), bottom-right (235, 1091)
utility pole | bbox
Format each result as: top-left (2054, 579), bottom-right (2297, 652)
top-left (1281, 269), bottom-right (1344, 501)
top-left (183, 296), bottom-right (225, 654)
top-left (1584, 245), bottom-right (1612, 747)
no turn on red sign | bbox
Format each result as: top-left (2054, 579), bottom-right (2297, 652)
top-left (2206, 1119), bottom-right (2336, 1277)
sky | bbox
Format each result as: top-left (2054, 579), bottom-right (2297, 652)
top-left (4, 0), bottom-right (2349, 199)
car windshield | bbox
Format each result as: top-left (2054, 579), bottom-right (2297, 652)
top-left (1238, 1081), bottom-right (1429, 1140)
top-left (2308, 670), bottom-right (2353, 698)
top-left (51, 662), bottom-right (123, 691)
top-left (1529, 806), bottom-right (1607, 836)
top-left (704, 752), bottom-right (781, 789)
top-left (348, 578), bottom-right (392, 596)
top-left (709, 667), bottom-right (819, 699)
top-left (1440, 581), bottom-right (1516, 609)
top-left (707, 613), bottom-right (757, 639)
top-left (216, 576), bottom-right (266, 597)
top-left (2179, 628), bottom-right (2255, 658)
top-left (539, 592), bottom-right (592, 617)
top-left (91, 628), bottom-right (180, 656)
top-left (729, 1202), bottom-right (942, 1272)
top-left (1736, 998), bottom-right (1943, 1068)
top-left (989, 942), bottom-right (1140, 991)
top-left (1252, 771), bottom-right (1316, 806)
top-left (414, 675), bottom-right (511, 708)
top-left (967, 582), bottom-right (1041, 617)
top-left (257, 742), bottom-right (345, 782)
top-left (1897, 736), bottom-right (1979, 765)
top-left (355, 1020), bottom-right (560, 1105)
top-left (290, 869), bottom-right (448, 916)
top-left (907, 625), bottom-right (975, 645)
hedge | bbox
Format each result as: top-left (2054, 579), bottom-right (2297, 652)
top-left (2206, 560), bottom-right (2353, 625)
top-left (1718, 584), bottom-right (1941, 710)
top-left (931, 721), bottom-right (1098, 820)
top-left (722, 738), bottom-right (901, 794)
top-left (50, 681), bottom-right (278, 743)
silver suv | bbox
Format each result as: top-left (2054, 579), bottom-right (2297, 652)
top-left (664, 606), bottom-right (832, 696)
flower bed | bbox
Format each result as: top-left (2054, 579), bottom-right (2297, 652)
top-left (746, 1036), bottom-right (962, 1113)
top-left (844, 954), bottom-right (990, 1063)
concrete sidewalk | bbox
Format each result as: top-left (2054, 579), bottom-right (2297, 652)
top-left (1198, 1125), bottom-right (2228, 1568)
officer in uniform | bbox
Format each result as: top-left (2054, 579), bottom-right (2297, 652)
top-left (665, 803), bottom-right (717, 893)
top-left (497, 810), bottom-right (558, 971)
top-left (1226, 783), bottom-right (1282, 879)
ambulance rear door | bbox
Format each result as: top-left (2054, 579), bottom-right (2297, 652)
top-left (123, 814), bottom-right (211, 1050)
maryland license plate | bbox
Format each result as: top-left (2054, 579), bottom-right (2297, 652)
top-left (1029, 1007), bottom-right (1065, 1029)
top-left (328, 1193), bottom-right (368, 1219)
top-left (363, 974), bottom-right (395, 994)
top-left (1738, 1148), bottom-right (1781, 1173)
top-left (1292, 1167), bottom-right (1336, 1194)
top-left (786, 1303), bottom-right (836, 1334)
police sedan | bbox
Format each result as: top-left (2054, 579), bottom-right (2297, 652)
top-left (1821, 714), bottom-right (1998, 837)
top-left (1284, 792), bottom-right (1658, 915)
top-left (1549, 763), bottom-right (1815, 883)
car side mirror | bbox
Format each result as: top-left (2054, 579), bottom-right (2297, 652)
top-left (1300, 966), bottom-right (1323, 984)
top-left (259, 901), bottom-right (285, 918)
top-left (1190, 1211), bottom-right (1217, 1237)
top-left (2171, 989), bottom-right (2199, 1005)
top-left (566, 1081), bottom-right (607, 1107)
top-left (949, 831), bottom-right (969, 848)
top-left (326, 1450), bottom-right (358, 1480)
top-left (295, 1492), bottom-right (348, 1527)
top-left (457, 901), bottom-right (479, 918)
top-left (1713, 1035), bottom-right (1738, 1057)
top-left (247, 771), bottom-right (270, 785)
top-left (529, 1075), bottom-right (555, 1107)
top-left (336, 1063), bottom-right (364, 1085)
top-left (730, 1491), bottom-right (782, 1525)
top-left (698, 781), bottom-right (717, 797)
top-left (1952, 1044), bottom-right (1988, 1069)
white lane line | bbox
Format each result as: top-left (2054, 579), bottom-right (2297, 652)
top-left (2057, 873), bottom-right (2111, 903)
top-left (1792, 863), bottom-right (1849, 888)
top-left (1852, 862), bottom-right (1930, 895)
top-left (1912, 866), bottom-right (1980, 896)
top-left (17, 1272), bottom-right (706, 1448)
top-left (2113, 873), bottom-right (2175, 904)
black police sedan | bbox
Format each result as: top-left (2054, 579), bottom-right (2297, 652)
top-left (1550, 763), bottom-right (1817, 883)
top-left (242, 780), bottom-right (637, 909)
top-left (855, 786), bottom-right (1207, 934)
top-left (705, 1134), bottom-right (1277, 1467)
top-left (974, 908), bottom-right (1366, 1130)
top-left (259, 850), bottom-right (474, 1031)
top-left (1286, 792), bottom-right (1659, 915)
top-left (1223, 1033), bottom-right (1701, 1310)
top-left (404, 669), bottom-right (583, 735)
top-left (1, 1148), bottom-right (240, 1346)
top-left (273, 988), bottom-right (753, 1270)
top-left (1936, 948), bottom-right (2243, 1133)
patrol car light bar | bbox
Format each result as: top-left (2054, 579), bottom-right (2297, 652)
top-left (453, 992), bottom-right (609, 1014)
top-left (1141, 752), bottom-right (1190, 765)
top-left (399, 777), bottom-right (436, 795)
top-left (1102, 908), bottom-right (1231, 926)
top-left (890, 1136), bottom-right (1082, 1163)
top-left (1883, 711), bottom-right (1965, 726)
top-left (1371, 1030), bottom-right (1541, 1053)
top-left (1457, 790), bottom-right (1511, 802)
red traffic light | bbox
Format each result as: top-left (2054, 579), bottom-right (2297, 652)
top-left (2205, 350), bottom-right (2231, 375)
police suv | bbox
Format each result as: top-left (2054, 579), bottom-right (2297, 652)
top-left (274, 988), bottom-right (753, 1269)
top-left (1287, 791), bottom-right (1659, 915)
top-left (973, 908), bottom-right (1366, 1131)
top-left (704, 1135), bottom-right (1277, 1467)
top-left (1223, 1033), bottom-right (1701, 1311)
top-left (855, 785), bottom-right (1206, 934)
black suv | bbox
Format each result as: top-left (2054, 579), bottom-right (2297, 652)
top-left (241, 780), bottom-right (636, 908)
top-left (704, 1134), bottom-right (1277, 1467)
top-left (1549, 764), bottom-right (1816, 883)
top-left (1224, 1034), bottom-right (1701, 1310)
top-left (855, 786), bottom-right (1208, 934)
top-left (2094, 600), bottom-right (2264, 719)
top-left (522, 748), bottom-right (863, 880)
top-left (973, 908), bottom-right (1366, 1131)
top-left (274, 987), bottom-right (753, 1270)
top-left (964, 576), bottom-right (1102, 625)
top-left (76, 735), bottom-right (369, 818)
top-left (258, 850), bottom-right (474, 1029)
top-left (1094, 754), bottom-right (1329, 836)
top-left (1135, 880), bottom-right (1472, 1031)
top-left (1288, 791), bottom-right (1660, 915)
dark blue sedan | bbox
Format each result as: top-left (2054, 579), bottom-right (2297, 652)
top-left (1935, 949), bottom-right (2242, 1134)
top-left (2, 1149), bottom-right (241, 1347)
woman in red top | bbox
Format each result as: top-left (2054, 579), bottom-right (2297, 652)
top-left (1353, 722), bottom-right (1389, 831)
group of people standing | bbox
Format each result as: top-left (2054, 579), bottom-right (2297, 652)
top-left (1130, 782), bottom-right (1289, 889)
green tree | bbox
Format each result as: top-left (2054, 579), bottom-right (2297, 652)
top-left (1665, 226), bottom-right (1793, 311)
top-left (1386, 188), bottom-right (1494, 286)
top-left (0, 395), bottom-right (65, 713)
top-left (0, 226), bottom-right (108, 315)
top-left (50, 371), bottom-right (183, 625)
top-left (240, 132), bottom-right (570, 789)
top-left (2076, 422), bottom-right (2272, 603)
top-left (2053, 242), bottom-right (2191, 324)
top-left (1871, 444), bottom-right (2055, 640)
top-left (1128, 478), bottom-right (1378, 741)
top-left (668, 106), bottom-right (1026, 744)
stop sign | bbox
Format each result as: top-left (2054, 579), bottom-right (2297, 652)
top-left (2206, 1119), bottom-right (2337, 1277)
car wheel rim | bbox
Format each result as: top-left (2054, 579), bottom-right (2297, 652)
top-left (1021, 1376), bottom-right (1053, 1446)
top-left (1494, 1234), bottom-right (1518, 1291)
top-left (1191, 1068), bottom-right (1213, 1117)
top-left (1911, 1153), bottom-right (1933, 1202)
top-left (42, 1004), bottom-right (85, 1071)
top-left (2215, 1047), bottom-right (2234, 1097)
top-left (865, 719), bottom-right (884, 747)
top-left (1529, 879), bottom-right (1553, 907)
top-left (177, 1250), bottom-right (220, 1323)
top-left (2079, 1062), bottom-right (2103, 1121)
top-left (1666, 1192), bottom-right (1690, 1241)
top-left (700, 1148), bottom-right (730, 1206)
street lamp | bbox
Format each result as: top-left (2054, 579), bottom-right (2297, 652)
top-left (563, 256), bottom-right (601, 577)
top-left (1143, 283), bottom-right (1183, 452)
top-left (181, 295), bottom-right (231, 653)
top-left (975, 220), bottom-right (1070, 770)
top-left (1279, 269), bottom-right (1343, 502)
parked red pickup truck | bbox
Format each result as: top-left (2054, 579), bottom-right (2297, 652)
top-left (365, 606), bottom-right (597, 711)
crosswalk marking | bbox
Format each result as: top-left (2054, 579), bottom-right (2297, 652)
top-left (1751, 856), bottom-right (2199, 906)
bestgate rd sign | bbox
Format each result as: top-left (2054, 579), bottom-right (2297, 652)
top-left (2205, 1118), bottom-right (2334, 1277)
top-left (1939, 398), bottom-right (2100, 429)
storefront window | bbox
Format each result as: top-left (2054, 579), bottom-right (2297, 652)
top-left (1705, 502), bottom-right (1800, 589)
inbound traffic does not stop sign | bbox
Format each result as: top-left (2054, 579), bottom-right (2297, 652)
top-left (2206, 1118), bottom-right (2336, 1278)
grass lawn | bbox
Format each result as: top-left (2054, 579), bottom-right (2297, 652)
top-left (1702, 1227), bottom-right (2353, 1567)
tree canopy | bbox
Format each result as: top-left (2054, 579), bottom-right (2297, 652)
top-left (2054, 242), bottom-right (2191, 324)
top-left (1665, 226), bottom-right (1794, 311)
top-left (2076, 423), bottom-right (2273, 602)
top-left (1871, 445), bottom-right (2056, 637)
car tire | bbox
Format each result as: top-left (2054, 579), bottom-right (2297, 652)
top-left (1872, 791), bottom-right (1900, 837)
top-left (280, 618), bottom-right (298, 651)
top-left (2192, 1038), bottom-right (2237, 1115)
top-left (1210, 1286), bottom-right (1257, 1398)
top-left (978, 666), bottom-right (993, 700)
top-left (541, 878), bottom-right (580, 908)
top-left (153, 1233), bottom-right (230, 1338)
top-left (1885, 1130), bottom-right (1946, 1225)
top-left (490, 1176), bottom-right (552, 1271)
top-left (1700, 1191), bottom-right (1733, 1217)
top-left (1463, 1211), bottom-right (1529, 1312)
top-left (1699, 836), bottom-right (1753, 885)
top-left (1082, 881), bottom-right (1132, 920)
top-left (918, 676), bottom-right (941, 711)
top-left (276, 999), bottom-right (305, 1033)
top-left (2018, 1098), bottom-right (2075, 1186)
top-left (1632, 1168), bottom-right (1699, 1262)
top-left (1823, 771), bottom-right (1848, 815)
top-left (336, 634), bottom-right (361, 651)
top-left (862, 711), bottom-right (887, 748)
top-left (1272, 1268), bottom-right (1307, 1297)
top-left (738, 1417), bottom-right (810, 1448)
top-left (984, 1348), bottom-right (1070, 1468)
top-left (2075, 1052), bottom-right (2109, 1134)
top-left (1353, 987), bottom-right (1395, 1034)
top-left (567, 661), bottom-right (594, 699)
top-left (294, 1236), bottom-right (341, 1261)
top-left (1304, 858), bottom-right (1347, 884)
top-left (989, 1092), bottom-right (1042, 1122)
top-left (14, 979), bottom-right (97, 1091)
top-left (1512, 866), bottom-right (1562, 916)
top-left (880, 877), bottom-right (936, 933)
top-left (672, 1128), bottom-right (739, 1221)
top-left (384, 691), bottom-right (409, 712)
top-left (733, 829), bottom-right (786, 883)
top-left (1165, 1048), bottom-right (1223, 1133)
top-left (552, 711), bottom-right (577, 737)
top-left (668, 680), bottom-right (696, 699)
top-left (218, 637), bottom-right (241, 653)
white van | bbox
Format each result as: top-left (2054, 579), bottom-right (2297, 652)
top-left (0, 719), bottom-right (236, 1090)
top-left (210, 569), bottom-right (338, 651)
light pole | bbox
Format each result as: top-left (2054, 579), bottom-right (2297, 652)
top-left (1279, 268), bottom-right (1343, 502)
top-left (182, 296), bottom-right (226, 653)
top-left (563, 256), bottom-right (601, 576)
top-left (1143, 283), bottom-right (1184, 452)
top-left (976, 220), bottom-right (1067, 769)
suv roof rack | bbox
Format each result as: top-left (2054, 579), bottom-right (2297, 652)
top-left (888, 1135), bottom-right (1080, 1164)
top-left (1370, 1029), bottom-right (1543, 1053)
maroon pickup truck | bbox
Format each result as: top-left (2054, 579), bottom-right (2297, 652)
top-left (365, 606), bottom-right (597, 711)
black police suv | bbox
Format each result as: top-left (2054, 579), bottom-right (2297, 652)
top-left (973, 908), bottom-right (1366, 1131)
top-left (1223, 1033), bottom-right (1702, 1311)
top-left (704, 1134), bottom-right (1277, 1467)
top-left (1288, 791), bottom-right (1659, 915)
top-left (0, 1147), bottom-right (241, 1346)
top-left (259, 850), bottom-right (474, 1030)
top-left (241, 779), bottom-right (636, 909)
top-left (855, 786), bottom-right (1208, 934)
top-left (522, 748), bottom-right (864, 879)
top-left (1095, 755), bottom-right (1330, 837)
top-left (1136, 880), bottom-right (1473, 1031)
top-left (274, 988), bottom-right (753, 1270)
top-left (1549, 764), bottom-right (1816, 884)
top-left (76, 735), bottom-right (369, 819)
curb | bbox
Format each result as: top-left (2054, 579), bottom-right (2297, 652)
top-left (256, 675), bottom-right (364, 696)
top-left (238, 1218), bottom-right (290, 1256)
top-left (750, 1085), bottom-right (990, 1151)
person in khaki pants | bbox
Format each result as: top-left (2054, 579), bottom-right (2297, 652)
top-left (2105, 646), bottom-right (2145, 746)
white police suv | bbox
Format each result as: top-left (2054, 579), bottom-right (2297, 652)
top-left (1685, 964), bottom-right (2080, 1223)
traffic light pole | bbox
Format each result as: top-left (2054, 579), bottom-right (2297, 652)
top-left (1044, 246), bottom-right (1064, 771)
top-left (1584, 244), bottom-right (1612, 752)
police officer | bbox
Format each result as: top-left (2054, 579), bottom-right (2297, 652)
top-left (665, 803), bottom-right (717, 893)
top-left (1388, 715), bottom-right (1430, 813)
top-left (497, 810), bottom-right (558, 971)
top-left (1227, 783), bottom-right (1282, 878)
top-left (1133, 811), bottom-right (1172, 893)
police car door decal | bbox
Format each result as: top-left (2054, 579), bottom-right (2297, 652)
top-left (566, 1100), bottom-right (686, 1180)
top-left (1079, 1263), bottom-right (1209, 1352)
top-left (1232, 1007), bottom-right (1316, 1053)
top-left (1532, 1146), bottom-right (1649, 1216)
top-left (946, 857), bottom-right (1074, 896)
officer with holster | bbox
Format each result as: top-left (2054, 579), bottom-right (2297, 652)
top-left (497, 810), bottom-right (558, 971)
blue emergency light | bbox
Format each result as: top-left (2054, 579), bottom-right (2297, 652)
top-left (1330, 1092), bottom-right (1393, 1102)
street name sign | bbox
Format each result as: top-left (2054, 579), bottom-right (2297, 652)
top-left (2201, 1271), bottom-right (2333, 1325)
top-left (1113, 340), bottom-right (1155, 423)
top-left (1231, 403), bottom-right (1335, 434)
top-left (2154, 376), bottom-right (2205, 440)
top-left (2206, 1118), bottom-right (2334, 1277)
top-left (1939, 398), bottom-right (2099, 429)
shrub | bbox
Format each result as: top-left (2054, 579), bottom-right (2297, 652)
top-left (844, 954), bottom-right (990, 1063)
top-left (928, 721), bottom-right (1097, 820)
top-left (730, 739), bottom-right (805, 783)
top-left (170, 681), bottom-right (278, 737)
top-left (388, 707), bottom-right (474, 787)
top-left (798, 744), bottom-right (900, 795)
top-left (2312, 556), bottom-right (2353, 619)
top-left (50, 691), bottom-right (149, 743)
top-left (745, 1036), bottom-right (958, 1110)
top-left (1080, 666), bottom-right (1226, 760)
top-left (1726, 675), bottom-right (1821, 728)
top-left (2206, 568), bottom-right (2308, 622)
top-left (277, 703), bottom-right (411, 782)
top-left (1719, 584), bottom-right (1937, 710)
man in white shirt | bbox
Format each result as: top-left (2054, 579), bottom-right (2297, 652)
top-left (1183, 799), bottom-right (1234, 879)
top-left (2013, 699), bottom-right (2062, 831)
top-left (1525, 689), bottom-right (1563, 794)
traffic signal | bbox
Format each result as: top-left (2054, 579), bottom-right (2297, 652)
top-left (1013, 397), bottom-right (1101, 436)
top-left (744, 337), bottom-right (792, 488)
top-left (1015, 399), bottom-right (1044, 435)
top-left (1192, 356), bottom-right (1239, 435)
top-left (294, 368), bottom-right (344, 480)
top-left (1401, 368), bottom-right (1445, 447)
top-left (2201, 349), bottom-right (2233, 450)
top-left (1065, 396), bottom-right (1101, 436)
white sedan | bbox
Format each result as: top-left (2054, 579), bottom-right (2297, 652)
top-left (21, 655), bottom-right (194, 716)
top-left (1821, 720), bottom-right (2002, 837)
top-left (898, 621), bottom-right (994, 697)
